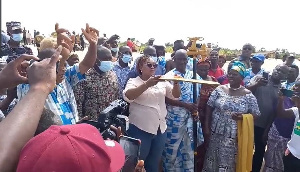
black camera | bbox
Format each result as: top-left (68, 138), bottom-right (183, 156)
top-left (81, 99), bottom-right (129, 140)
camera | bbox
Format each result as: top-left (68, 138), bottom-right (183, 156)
top-left (81, 99), bottom-right (129, 140)
top-left (98, 99), bottom-right (129, 140)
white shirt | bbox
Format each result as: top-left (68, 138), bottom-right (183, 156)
top-left (123, 76), bottom-right (175, 134)
top-left (287, 107), bottom-right (300, 159)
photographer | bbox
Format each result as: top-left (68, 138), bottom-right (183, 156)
top-left (123, 55), bottom-right (181, 172)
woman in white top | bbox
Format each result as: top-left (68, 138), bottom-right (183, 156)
top-left (276, 82), bottom-right (300, 171)
top-left (123, 55), bottom-right (180, 172)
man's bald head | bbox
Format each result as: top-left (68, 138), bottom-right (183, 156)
top-left (143, 46), bottom-right (156, 56)
top-left (97, 46), bottom-right (113, 61)
top-left (174, 49), bottom-right (188, 59)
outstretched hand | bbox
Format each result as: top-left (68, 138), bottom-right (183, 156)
top-left (27, 46), bottom-right (62, 94)
top-left (0, 55), bottom-right (39, 89)
top-left (81, 23), bottom-right (99, 45)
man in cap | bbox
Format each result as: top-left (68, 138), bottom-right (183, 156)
top-left (284, 54), bottom-right (296, 67)
top-left (244, 54), bottom-right (266, 86)
top-left (147, 38), bottom-right (155, 46)
top-left (1, 22), bottom-right (32, 62)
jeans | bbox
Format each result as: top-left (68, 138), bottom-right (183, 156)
top-left (283, 153), bottom-right (300, 172)
top-left (127, 124), bottom-right (167, 172)
top-left (252, 126), bottom-right (267, 172)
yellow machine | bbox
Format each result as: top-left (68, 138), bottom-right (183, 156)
top-left (186, 37), bottom-right (208, 61)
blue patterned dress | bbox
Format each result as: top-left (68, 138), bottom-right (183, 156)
top-left (202, 85), bottom-right (260, 172)
top-left (162, 69), bottom-right (203, 171)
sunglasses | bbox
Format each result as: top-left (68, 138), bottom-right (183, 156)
top-left (146, 63), bottom-right (158, 69)
top-left (243, 47), bottom-right (252, 51)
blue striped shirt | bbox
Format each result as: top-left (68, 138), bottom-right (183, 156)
top-left (17, 64), bottom-right (85, 125)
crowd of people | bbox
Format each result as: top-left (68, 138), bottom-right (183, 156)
top-left (0, 21), bottom-right (300, 172)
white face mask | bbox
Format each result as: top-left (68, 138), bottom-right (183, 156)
top-left (151, 56), bottom-right (158, 62)
top-left (11, 33), bottom-right (22, 42)
top-left (98, 61), bottom-right (113, 72)
top-left (121, 54), bottom-right (132, 63)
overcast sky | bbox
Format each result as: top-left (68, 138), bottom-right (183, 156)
top-left (2, 0), bottom-right (299, 53)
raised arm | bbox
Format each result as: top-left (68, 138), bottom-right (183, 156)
top-left (78, 24), bottom-right (99, 74)
top-left (0, 47), bottom-right (61, 172)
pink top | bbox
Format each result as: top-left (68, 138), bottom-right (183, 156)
top-left (123, 76), bottom-right (174, 134)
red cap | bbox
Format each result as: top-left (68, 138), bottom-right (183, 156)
top-left (17, 124), bottom-right (125, 172)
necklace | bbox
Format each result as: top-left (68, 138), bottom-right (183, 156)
top-left (228, 84), bottom-right (242, 91)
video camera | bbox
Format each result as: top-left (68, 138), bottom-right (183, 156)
top-left (80, 99), bottom-right (129, 140)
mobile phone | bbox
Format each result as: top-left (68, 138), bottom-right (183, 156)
top-left (262, 72), bottom-right (269, 80)
top-left (119, 136), bottom-right (141, 172)
top-left (280, 88), bottom-right (294, 97)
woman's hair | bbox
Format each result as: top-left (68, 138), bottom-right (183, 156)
top-left (136, 55), bottom-right (151, 75)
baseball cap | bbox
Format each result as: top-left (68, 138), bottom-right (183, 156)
top-left (252, 54), bottom-right (265, 62)
top-left (17, 124), bottom-right (125, 172)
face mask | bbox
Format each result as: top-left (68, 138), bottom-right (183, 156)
top-left (11, 33), bottom-right (22, 42)
top-left (98, 61), bottom-right (113, 72)
top-left (111, 47), bottom-right (119, 53)
top-left (121, 54), bottom-right (132, 63)
top-left (151, 56), bottom-right (158, 62)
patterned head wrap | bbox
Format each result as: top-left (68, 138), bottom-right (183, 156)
top-left (230, 61), bottom-right (246, 78)
top-left (197, 58), bottom-right (211, 67)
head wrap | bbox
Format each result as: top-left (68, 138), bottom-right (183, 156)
top-left (230, 61), bottom-right (246, 78)
top-left (197, 58), bottom-right (211, 67)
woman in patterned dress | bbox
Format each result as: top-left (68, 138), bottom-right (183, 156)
top-left (202, 61), bottom-right (261, 172)
top-left (196, 59), bottom-right (218, 171)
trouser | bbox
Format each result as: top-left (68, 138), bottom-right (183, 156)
top-left (283, 153), bottom-right (300, 172)
top-left (23, 37), bottom-right (27, 45)
top-left (127, 124), bottom-right (167, 172)
top-left (252, 126), bottom-right (267, 172)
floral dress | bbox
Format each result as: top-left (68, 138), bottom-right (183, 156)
top-left (202, 85), bottom-right (260, 172)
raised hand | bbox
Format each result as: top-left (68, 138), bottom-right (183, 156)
top-left (27, 46), bottom-right (62, 94)
top-left (81, 23), bottom-right (99, 45)
top-left (0, 55), bottom-right (39, 89)
top-left (55, 23), bottom-right (75, 60)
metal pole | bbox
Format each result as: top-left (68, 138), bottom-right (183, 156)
top-left (192, 55), bottom-right (198, 172)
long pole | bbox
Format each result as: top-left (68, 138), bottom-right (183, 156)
top-left (192, 55), bottom-right (198, 172)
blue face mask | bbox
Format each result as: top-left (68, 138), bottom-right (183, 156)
top-left (111, 47), bottom-right (119, 53)
top-left (98, 61), bottom-right (113, 72)
top-left (121, 54), bottom-right (132, 63)
top-left (151, 56), bottom-right (158, 62)
top-left (11, 33), bottom-right (22, 42)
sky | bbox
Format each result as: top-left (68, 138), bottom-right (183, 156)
top-left (2, 0), bottom-right (299, 53)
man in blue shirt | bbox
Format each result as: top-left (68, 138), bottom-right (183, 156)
top-left (244, 54), bottom-right (265, 86)
top-left (17, 24), bottom-right (99, 125)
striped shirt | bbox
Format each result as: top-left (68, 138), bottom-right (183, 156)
top-left (17, 64), bottom-right (85, 125)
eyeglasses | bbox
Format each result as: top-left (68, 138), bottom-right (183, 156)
top-left (146, 63), bottom-right (158, 69)
top-left (243, 47), bottom-right (252, 51)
